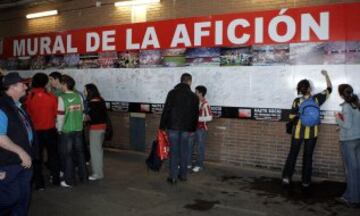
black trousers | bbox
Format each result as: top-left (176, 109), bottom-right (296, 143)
top-left (33, 128), bottom-right (60, 188)
top-left (282, 137), bottom-right (317, 185)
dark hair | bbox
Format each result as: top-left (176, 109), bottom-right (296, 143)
top-left (49, 71), bottom-right (62, 81)
top-left (338, 84), bottom-right (360, 110)
top-left (297, 79), bottom-right (311, 95)
top-left (32, 73), bottom-right (49, 88)
top-left (60, 75), bottom-right (75, 91)
top-left (85, 83), bottom-right (102, 100)
top-left (180, 73), bottom-right (192, 83)
top-left (195, 85), bottom-right (207, 97)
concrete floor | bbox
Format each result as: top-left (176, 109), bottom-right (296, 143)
top-left (30, 150), bottom-right (359, 216)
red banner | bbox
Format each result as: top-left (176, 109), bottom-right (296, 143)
top-left (2, 2), bottom-right (360, 58)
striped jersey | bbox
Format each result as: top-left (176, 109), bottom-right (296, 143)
top-left (289, 88), bottom-right (332, 139)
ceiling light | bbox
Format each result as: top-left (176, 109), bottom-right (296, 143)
top-left (114, 0), bottom-right (160, 7)
top-left (26, 10), bottom-right (58, 19)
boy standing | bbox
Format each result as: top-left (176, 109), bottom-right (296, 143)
top-left (191, 85), bottom-right (212, 173)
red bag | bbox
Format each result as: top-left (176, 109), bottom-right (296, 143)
top-left (157, 129), bottom-right (169, 160)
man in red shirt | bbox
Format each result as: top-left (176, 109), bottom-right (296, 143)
top-left (25, 73), bottom-right (60, 189)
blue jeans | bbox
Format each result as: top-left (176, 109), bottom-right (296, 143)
top-left (188, 129), bottom-right (207, 168)
top-left (59, 131), bottom-right (87, 185)
top-left (168, 130), bottom-right (191, 180)
top-left (0, 165), bottom-right (33, 216)
top-left (341, 139), bottom-right (360, 203)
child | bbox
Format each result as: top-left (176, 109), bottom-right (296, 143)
top-left (190, 85), bottom-right (213, 173)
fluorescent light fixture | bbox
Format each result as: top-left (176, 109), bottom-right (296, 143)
top-left (26, 10), bottom-right (58, 19)
top-left (114, 0), bottom-right (160, 7)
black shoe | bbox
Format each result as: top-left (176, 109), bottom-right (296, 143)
top-left (35, 186), bottom-right (45, 191)
top-left (167, 178), bottom-right (177, 185)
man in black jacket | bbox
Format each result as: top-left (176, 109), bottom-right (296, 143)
top-left (0, 72), bottom-right (34, 215)
top-left (160, 73), bottom-right (199, 184)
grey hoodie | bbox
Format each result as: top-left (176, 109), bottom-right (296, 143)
top-left (337, 101), bottom-right (360, 141)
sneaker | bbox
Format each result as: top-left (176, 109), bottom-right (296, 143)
top-left (282, 178), bottom-right (290, 185)
top-left (88, 175), bottom-right (99, 181)
top-left (60, 171), bottom-right (64, 178)
top-left (60, 181), bottom-right (71, 188)
top-left (187, 165), bottom-right (192, 169)
top-left (192, 166), bottom-right (202, 173)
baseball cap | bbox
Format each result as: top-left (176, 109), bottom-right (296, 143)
top-left (2, 72), bottom-right (27, 87)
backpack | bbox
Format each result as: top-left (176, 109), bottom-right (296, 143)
top-left (145, 140), bottom-right (163, 171)
top-left (298, 97), bottom-right (320, 127)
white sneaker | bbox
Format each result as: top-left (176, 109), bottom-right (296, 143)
top-left (192, 166), bottom-right (202, 173)
top-left (282, 178), bottom-right (290, 185)
top-left (88, 176), bottom-right (98, 181)
top-left (60, 171), bottom-right (64, 178)
top-left (187, 165), bottom-right (192, 169)
top-left (60, 181), bottom-right (71, 188)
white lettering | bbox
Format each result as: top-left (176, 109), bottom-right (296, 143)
top-left (141, 27), bottom-right (160, 49)
top-left (40, 37), bottom-right (51, 55)
top-left (86, 32), bottom-right (100, 52)
top-left (13, 39), bottom-right (25, 56)
top-left (52, 35), bottom-right (65, 54)
top-left (215, 21), bottom-right (223, 45)
top-left (301, 12), bottom-right (329, 41)
top-left (27, 38), bottom-right (38, 56)
top-left (255, 17), bottom-right (264, 43)
top-left (170, 24), bottom-right (191, 47)
top-left (126, 29), bottom-right (140, 50)
top-left (194, 22), bottom-right (211, 46)
top-left (268, 9), bottom-right (296, 42)
top-left (227, 19), bottom-right (250, 44)
top-left (66, 35), bottom-right (78, 53)
top-left (102, 30), bottom-right (116, 51)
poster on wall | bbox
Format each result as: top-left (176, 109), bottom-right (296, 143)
top-left (252, 45), bottom-right (290, 66)
top-left (161, 48), bottom-right (186, 67)
top-left (220, 47), bottom-right (252, 66)
top-left (185, 48), bottom-right (220, 66)
top-left (3, 2), bottom-right (360, 124)
top-left (139, 50), bottom-right (162, 67)
top-left (290, 43), bottom-right (325, 65)
top-left (346, 42), bottom-right (360, 64)
top-left (117, 51), bottom-right (139, 68)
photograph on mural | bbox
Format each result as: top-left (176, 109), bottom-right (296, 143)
top-left (17, 56), bottom-right (31, 70)
top-left (98, 51), bottom-right (118, 68)
top-left (220, 46), bottom-right (252, 66)
top-left (161, 48), bottom-right (186, 67)
top-left (185, 48), bottom-right (220, 66)
top-left (151, 103), bottom-right (164, 115)
top-left (289, 42), bottom-right (325, 65)
top-left (30, 56), bottom-right (46, 70)
top-left (323, 42), bottom-right (346, 65)
top-left (139, 50), bottom-right (162, 68)
top-left (111, 102), bottom-right (129, 112)
top-left (64, 54), bottom-right (80, 68)
top-left (6, 58), bottom-right (18, 70)
top-left (46, 55), bottom-right (66, 69)
top-left (238, 108), bottom-right (252, 118)
top-left (252, 44), bottom-right (290, 66)
top-left (79, 53), bottom-right (100, 69)
top-left (345, 41), bottom-right (360, 64)
top-left (116, 51), bottom-right (139, 68)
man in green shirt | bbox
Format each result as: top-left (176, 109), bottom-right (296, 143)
top-left (56, 75), bottom-right (87, 187)
top-left (49, 71), bottom-right (63, 97)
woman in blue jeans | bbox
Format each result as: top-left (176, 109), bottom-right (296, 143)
top-left (336, 84), bottom-right (360, 207)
